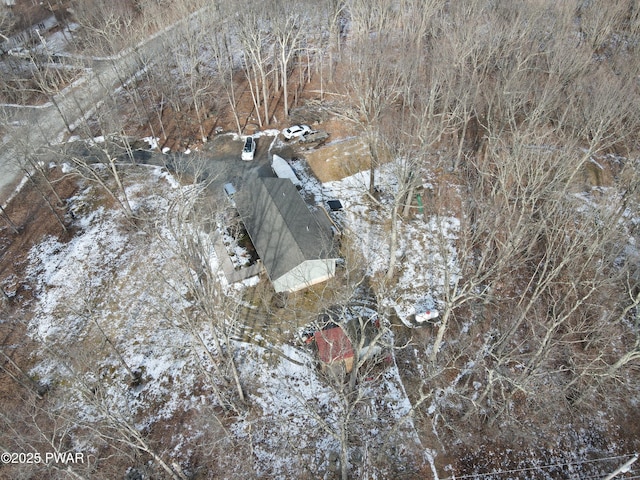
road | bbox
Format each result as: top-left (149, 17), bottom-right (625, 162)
top-left (0, 5), bottom-right (215, 201)
top-left (0, 58), bottom-right (144, 199)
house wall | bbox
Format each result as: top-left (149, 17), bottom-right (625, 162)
top-left (272, 259), bottom-right (337, 293)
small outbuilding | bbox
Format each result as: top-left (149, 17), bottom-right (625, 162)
top-left (223, 182), bottom-right (236, 198)
top-left (236, 177), bottom-right (339, 293)
top-left (314, 326), bottom-right (354, 374)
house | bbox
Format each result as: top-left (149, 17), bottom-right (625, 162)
top-left (235, 177), bottom-right (339, 293)
top-left (314, 326), bottom-right (354, 374)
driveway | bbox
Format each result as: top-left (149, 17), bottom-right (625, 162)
top-left (45, 131), bottom-right (280, 196)
top-left (195, 133), bottom-right (279, 198)
top-left (0, 4), bottom-right (223, 201)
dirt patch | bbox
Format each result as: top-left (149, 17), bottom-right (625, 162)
top-left (0, 166), bottom-right (79, 406)
top-left (0, 168), bottom-right (78, 300)
top-left (303, 137), bottom-right (371, 183)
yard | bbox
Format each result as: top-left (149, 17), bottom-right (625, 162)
top-left (1, 0), bottom-right (640, 478)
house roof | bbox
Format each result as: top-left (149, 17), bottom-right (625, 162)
top-left (315, 327), bottom-right (354, 363)
top-left (236, 177), bottom-right (336, 283)
top-left (271, 154), bottom-right (301, 186)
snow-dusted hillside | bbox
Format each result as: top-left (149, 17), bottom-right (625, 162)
top-left (17, 163), bottom-right (428, 479)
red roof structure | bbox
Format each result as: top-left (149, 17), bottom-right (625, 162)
top-left (315, 327), bottom-right (354, 364)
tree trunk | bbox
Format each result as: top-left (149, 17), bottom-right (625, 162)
top-left (430, 306), bottom-right (452, 364)
top-left (339, 409), bottom-right (350, 480)
top-left (107, 158), bottom-right (134, 218)
top-left (0, 205), bottom-right (19, 234)
top-left (385, 203), bottom-right (400, 282)
top-left (281, 56), bottom-right (289, 118)
top-left (261, 67), bottom-right (270, 126)
top-left (368, 139), bottom-right (378, 195)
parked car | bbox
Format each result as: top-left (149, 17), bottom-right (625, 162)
top-left (223, 182), bottom-right (237, 206)
top-left (282, 124), bottom-right (312, 140)
top-left (415, 309), bottom-right (439, 324)
top-left (223, 182), bottom-right (236, 198)
top-left (241, 136), bottom-right (256, 161)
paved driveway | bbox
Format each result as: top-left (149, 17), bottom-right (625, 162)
top-left (196, 133), bottom-right (278, 198)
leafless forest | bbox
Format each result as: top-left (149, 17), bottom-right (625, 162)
top-left (1, 0), bottom-right (639, 478)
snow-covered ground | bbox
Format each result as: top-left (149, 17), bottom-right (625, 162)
top-left (292, 158), bottom-right (460, 325)
top-left (26, 167), bottom-right (202, 422)
top-left (21, 159), bottom-right (430, 477)
top-left (13, 125), bottom-right (640, 478)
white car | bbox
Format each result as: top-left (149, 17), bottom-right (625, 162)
top-left (282, 124), bottom-right (312, 140)
top-left (415, 309), bottom-right (439, 323)
top-left (241, 136), bottom-right (256, 161)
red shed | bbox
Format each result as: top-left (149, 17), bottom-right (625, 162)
top-left (315, 327), bottom-right (354, 373)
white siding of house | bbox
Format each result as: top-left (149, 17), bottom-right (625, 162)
top-left (272, 259), bottom-right (337, 293)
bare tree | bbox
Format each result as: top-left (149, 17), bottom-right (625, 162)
top-left (292, 291), bottom-right (409, 480)
top-left (70, 0), bottom-right (140, 56)
top-left (158, 176), bottom-right (248, 408)
top-left (577, 0), bottom-right (631, 51)
top-left (318, 0), bottom-right (347, 85)
top-left (233, 1), bottom-right (274, 128)
top-left (0, 5), bottom-right (15, 43)
top-left (269, 1), bottom-right (309, 118)
top-left (341, 34), bottom-right (404, 194)
top-left (160, 7), bottom-right (220, 143)
top-left (64, 140), bottom-right (135, 219)
top-left (0, 203), bottom-right (19, 234)
top-left (0, 389), bottom-right (96, 479)
top-left (68, 379), bottom-right (189, 480)
top-left (5, 127), bottom-right (70, 232)
top-left (214, 31), bottom-right (243, 134)
top-left (376, 115), bottom-right (433, 282)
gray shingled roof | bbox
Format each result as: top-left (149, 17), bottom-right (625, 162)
top-left (236, 177), bottom-right (335, 283)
